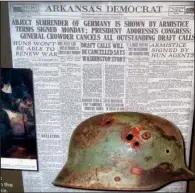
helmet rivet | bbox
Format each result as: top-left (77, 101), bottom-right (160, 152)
top-left (141, 132), bottom-right (151, 140)
top-left (106, 120), bottom-right (111, 124)
top-left (114, 176), bottom-right (121, 182)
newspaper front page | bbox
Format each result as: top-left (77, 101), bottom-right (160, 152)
top-left (8, 1), bottom-right (194, 192)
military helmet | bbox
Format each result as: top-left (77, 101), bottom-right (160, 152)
top-left (53, 112), bottom-right (194, 191)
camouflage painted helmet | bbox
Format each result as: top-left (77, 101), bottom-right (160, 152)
top-left (53, 112), bottom-right (194, 191)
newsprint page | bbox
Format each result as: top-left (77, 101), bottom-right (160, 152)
top-left (8, 1), bottom-right (194, 192)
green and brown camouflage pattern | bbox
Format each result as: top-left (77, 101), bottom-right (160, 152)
top-left (53, 112), bottom-right (194, 191)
